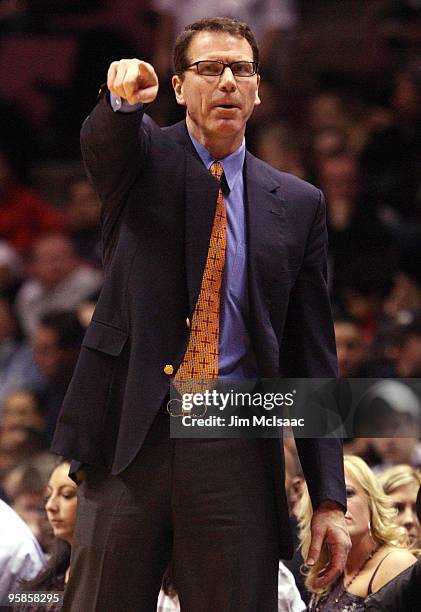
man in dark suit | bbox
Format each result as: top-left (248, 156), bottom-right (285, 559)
top-left (52, 17), bottom-right (350, 611)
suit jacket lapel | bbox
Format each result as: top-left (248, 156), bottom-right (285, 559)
top-left (165, 121), bottom-right (219, 312)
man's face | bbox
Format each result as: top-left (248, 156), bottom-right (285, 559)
top-left (30, 236), bottom-right (77, 289)
top-left (334, 321), bottom-right (366, 377)
top-left (67, 179), bottom-right (100, 230)
top-left (370, 435), bottom-right (417, 464)
top-left (320, 156), bottom-right (359, 202)
top-left (1, 392), bottom-right (44, 432)
top-left (33, 326), bottom-right (63, 379)
top-left (172, 31), bottom-right (260, 152)
top-left (397, 334), bottom-right (421, 377)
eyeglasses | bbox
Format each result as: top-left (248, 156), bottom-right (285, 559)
top-left (181, 60), bottom-right (258, 77)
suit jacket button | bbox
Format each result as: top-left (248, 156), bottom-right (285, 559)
top-left (164, 364), bottom-right (174, 375)
top-left (186, 318), bottom-right (191, 328)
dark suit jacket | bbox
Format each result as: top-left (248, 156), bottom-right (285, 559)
top-left (51, 95), bottom-right (346, 556)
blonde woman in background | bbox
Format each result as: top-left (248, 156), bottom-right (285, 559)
top-left (299, 455), bottom-right (416, 611)
top-left (378, 464), bottom-right (421, 551)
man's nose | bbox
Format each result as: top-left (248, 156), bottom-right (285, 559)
top-left (218, 66), bottom-right (237, 91)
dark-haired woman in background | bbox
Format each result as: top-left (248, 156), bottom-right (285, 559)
top-left (22, 459), bottom-right (76, 611)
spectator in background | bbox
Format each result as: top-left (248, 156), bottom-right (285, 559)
top-left (284, 439), bottom-right (305, 520)
top-left (371, 435), bottom-right (421, 473)
top-left (386, 315), bottom-right (421, 377)
top-left (306, 127), bottom-right (348, 181)
top-left (359, 62), bottom-right (421, 221)
top-left (62, 175), bottom-right (101, 266)
top-left (365, 482), bottom-right (421, 612)
top-left (0, 498), bottom-right (45, 597)
top-left (32, 311), bottom-right (84, 442)
top-left (2, 452), bottom-right (57, 503)
top-left (383, 268), bottom-right (421, 319)
top-left (0, 426), bottom-right (47, 482)
top-left (318, 153), bottom-right (395, 305)
top-left (391, 65), bottom-right (421, 136)
top-left (282, 439), bottom-right (308, 606)
top-left (21, 458), bottom-right (76, 610)
top-left (305, 92), bottom-right (355, 174)
top-left (379, 465), bottom-right (421, 550)
top-left (0, 298), bottom-right (42, 409)
top-left (383, 221), bottom-right (421, 320)
top-left (300, 455), bottom-right (416, 611)
top-left (6, 464), bottom-right (51, 549)
top-left (254, 122), bottom-right (306, 179)
top-left (319, 151), bottom-right (375, 230)
top-left (307, 92), bottom-right (350, 136)
top-left (334, 316), bottom-right (368, 377)
top-left (375, 0), bottom-right (421, 70)
top-left (352, 379), bottom-right (421, 471)
top-left (0, 240), bottom-right (22, 300)
top-left (336, 261), bottom-right (394, 346)
top-left (0, 390), bottom-right (45, 433)
top-left (366, 313), bottom-right (421, 377)
top-left (0, 149), bottom-right (63, 255)
top-left (15, 233), bottom-right (102, 337)
top-left (0, 0), bottom-right (29, 35)
top-left (2, 452), bottom-right (57, 552)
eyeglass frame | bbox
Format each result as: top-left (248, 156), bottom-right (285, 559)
top-left (179, 60), bottom-right (259, 78)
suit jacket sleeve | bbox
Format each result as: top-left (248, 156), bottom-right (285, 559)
top-left (80, 92), bottom-right (151, 266)
top-left (283, 190), bottom-right (346, 511)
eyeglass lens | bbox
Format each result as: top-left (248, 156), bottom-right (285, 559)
top-left (196, 61), bottom-right (256, 76)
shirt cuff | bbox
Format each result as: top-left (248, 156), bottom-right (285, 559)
top-left (110, 93), bottom-right (144, 113)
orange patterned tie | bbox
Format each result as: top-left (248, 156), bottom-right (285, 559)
top-left (174, 161), bottom-right (226, 392)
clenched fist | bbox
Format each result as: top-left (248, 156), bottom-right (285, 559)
top-left (107, 59), bottom-right (159, 105)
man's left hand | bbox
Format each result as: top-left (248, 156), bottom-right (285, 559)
top-left (307, 500), bottom-right (351, 589)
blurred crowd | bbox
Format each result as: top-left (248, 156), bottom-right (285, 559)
top-left (0, 0), bottom-right (421, 609)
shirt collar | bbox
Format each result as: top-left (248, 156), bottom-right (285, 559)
top-left (188, 131), bottom-right (245, 192)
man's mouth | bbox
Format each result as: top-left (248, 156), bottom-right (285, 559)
top-left (215, 103), bottom-right (238, 109)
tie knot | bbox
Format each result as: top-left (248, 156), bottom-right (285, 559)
top-left (210, 161), bottom-right (223, 182)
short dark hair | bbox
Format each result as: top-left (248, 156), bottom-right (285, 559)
top-left (417, 483), bottom-right (421, 523)
top-left (173, 16), bottom-right (259, 75)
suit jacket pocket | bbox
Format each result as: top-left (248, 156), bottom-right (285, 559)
top-left (82, 319), bottom-right (129, 356)
top-left (58, 320), bottom-right (129, 464)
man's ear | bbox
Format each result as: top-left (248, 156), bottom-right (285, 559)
top-left (254, 74), bottom-right (261, 107)
top-left (172, 74), bottom-right (186, 106)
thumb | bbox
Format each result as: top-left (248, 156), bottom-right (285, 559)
top-left (135, 85), bottom-right (158, 104)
